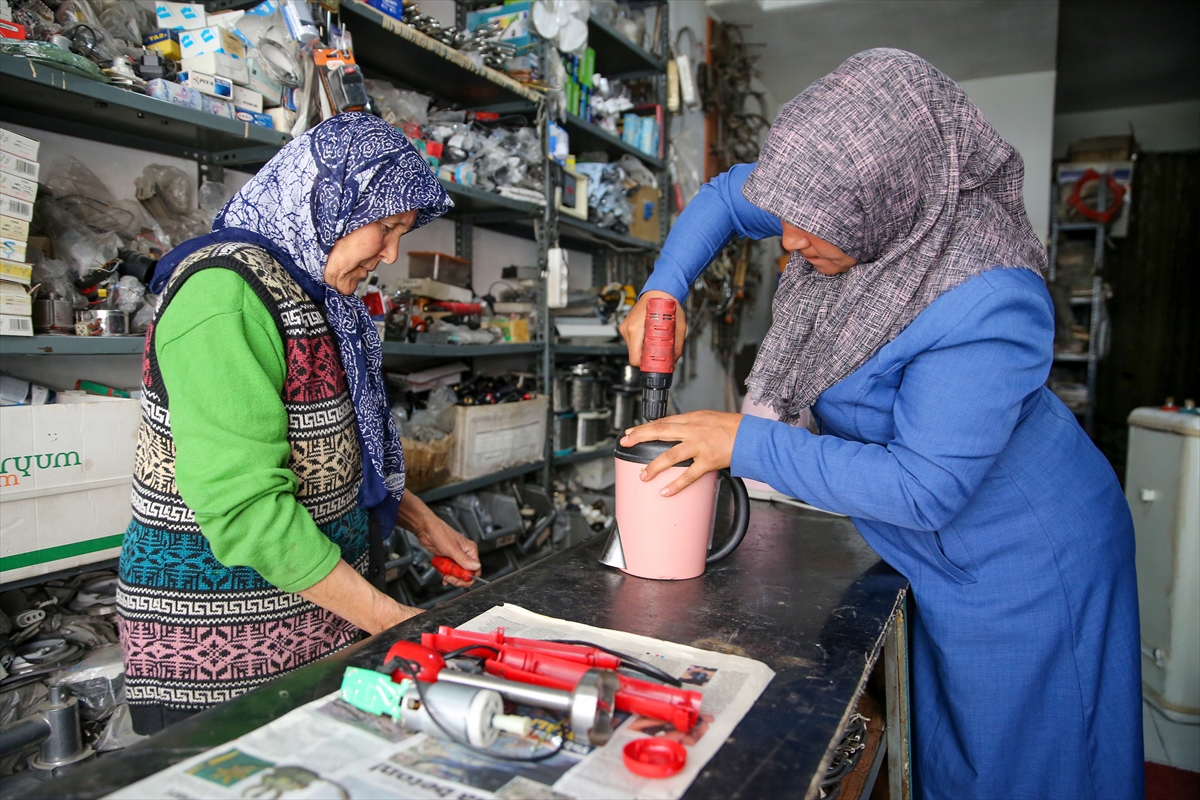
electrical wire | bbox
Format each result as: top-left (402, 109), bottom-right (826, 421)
top-left (383, 656), bottom-right (567, 763)
top-left (548, 640), bottom-right (682, 687)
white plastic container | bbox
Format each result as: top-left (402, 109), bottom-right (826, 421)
top-left (1126, 406), bottom-right (1200, 723)
top-left (449, 396), bottom-right (547, 481)
top-left (0, 397), bottom-right (140, 584)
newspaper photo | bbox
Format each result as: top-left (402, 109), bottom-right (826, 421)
top-left (107, 605), bottom-right (775, 800)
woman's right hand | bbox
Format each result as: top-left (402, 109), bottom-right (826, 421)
top-left (619, 290), bottom-right (688, 367)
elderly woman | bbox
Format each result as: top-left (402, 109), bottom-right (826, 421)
top-left (620, 51), bottom-right (1142, 799)
top-left (117, 114), bottom-right (480, 735)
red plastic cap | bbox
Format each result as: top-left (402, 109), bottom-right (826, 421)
top-left (623, 738), bottom-right (687, 778)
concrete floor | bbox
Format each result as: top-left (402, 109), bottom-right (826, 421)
top-left (1144, 700), bottom-right (1200, 772)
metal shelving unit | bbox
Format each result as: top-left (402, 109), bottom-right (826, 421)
top-left (586, 16), bottom-right (668, 80)
top-left (1048, 209), bottom-right (1107, 435)
top-left (0, 54), bottom-right (288, 166)
top-left (552, 443), bottom-right (615, 465)
top-left (563, 112), bottom-right (666, 170)
top-left (555, 342), bottom-right (627, 356)
top-left (416, 460), bottom-right (546, 504)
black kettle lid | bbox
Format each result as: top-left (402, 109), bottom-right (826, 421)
top-left (614, 439), bottom-right (694, 467)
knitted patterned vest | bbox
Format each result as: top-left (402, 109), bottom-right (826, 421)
top-left (117, 242), bottom-right (367, 729)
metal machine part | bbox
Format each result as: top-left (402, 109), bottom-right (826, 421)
top-left (552, 375), bottom-right (573, 413)
top-left (0, 686), bottom-right (94, 776)
top-left (612, 390), bottom-right (638, 432)
top-left (438, 668), bottom-right (618, 746)
top-left (576, 410), bottom-right (611, 451)
top-left (569, 364), bottom-right (598, 411)
top-left (553, 412), bottom-right (577, 454)
top-left (398, 682), bottom-right (526, 747)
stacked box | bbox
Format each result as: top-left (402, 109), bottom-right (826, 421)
top-left (0, 127), bottom-right (37, 337)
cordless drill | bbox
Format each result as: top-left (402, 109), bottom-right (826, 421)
top-left (640, 297), bottom-right (676, 421)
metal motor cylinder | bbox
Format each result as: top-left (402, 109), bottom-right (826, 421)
top-left (399, 681), bottom-right (505, 747)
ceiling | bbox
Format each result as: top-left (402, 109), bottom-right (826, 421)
top-left (706, 0), bottom-right (1059, 109)
top-left (1055, 0), bottom-right (1200, 113)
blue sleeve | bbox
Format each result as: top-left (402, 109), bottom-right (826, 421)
top-left (641, 163), bottom-right (783, 301)
top-left (729, 278), bottom-right (1054, 531)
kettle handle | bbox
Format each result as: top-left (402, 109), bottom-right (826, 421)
top-left (707, 470), bottom-right (751, 564)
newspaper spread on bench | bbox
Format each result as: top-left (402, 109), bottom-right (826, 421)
top-left (108, 604), bottom-right (775, 800)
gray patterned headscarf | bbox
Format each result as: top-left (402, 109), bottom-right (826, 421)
top-left (743, 48), bottom-right (1047, 422)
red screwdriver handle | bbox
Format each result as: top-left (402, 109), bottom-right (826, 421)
top-left (641, 297), bottom-right (676, 375)
top-left (432, 556), bottom-right (475, 582)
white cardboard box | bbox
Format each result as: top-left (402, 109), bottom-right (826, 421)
top-left (0, 398), bottom-right (141, 583)
top-left (179, 25), bottom-right (245, 60)
top-left (1, 194), bottom-right (32, 223)
top-left (0, 236), bottom-right (26, 261)
top-left (450, 395), bottom-right (547, 481)
top-left (0, 171), bottom-right (37, 204)
top-left (231, 84), bottom-right (263, 112)
top-left (0, 214), bottom-right (28, 242)
top-left (395, 278), bottom-right (473, 303)
top-left (0, 312), bottom-right (32, 336)
top-left (183, 52), bottom-right (250, 86)
top-left (0, 127), bottom-right (39, 161)
top-left (0, 151), bottom-right (38, 181)
top-left (154, 2), bottom-right (206, 30)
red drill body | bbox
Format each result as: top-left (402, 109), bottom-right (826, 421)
top-left (641, 298), bottom-right (676, 420)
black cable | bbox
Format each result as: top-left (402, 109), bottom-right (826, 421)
top-left (440, 644), bottom-right (501, 661)
top-left (385, 656), bottom-right (567, 763)
top-left (548, 640), bottom-right (682, 687)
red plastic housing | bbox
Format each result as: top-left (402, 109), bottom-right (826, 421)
top-left (641, 297), bottom-right (676, 375)
top-left (384, 641), bottom-right (446, 683)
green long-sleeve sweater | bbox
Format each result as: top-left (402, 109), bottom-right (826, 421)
top-left (155, 268), bottom-right (340, 592)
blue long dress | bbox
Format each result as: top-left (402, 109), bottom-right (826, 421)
top-left (645, 165), bottom-right (1144, 800)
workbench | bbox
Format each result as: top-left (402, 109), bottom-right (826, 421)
top-left (32, 502), bottom-right (911, 800)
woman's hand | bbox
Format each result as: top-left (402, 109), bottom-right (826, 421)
top-left (619, 290), bottom-right (688, 367)
top-left (619, 411), bottom-right (744, 496)
top-left (398, 491), bottom-right (481, 587)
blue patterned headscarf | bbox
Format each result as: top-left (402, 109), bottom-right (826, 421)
top-left (152, 113), bottom-right (452, 525)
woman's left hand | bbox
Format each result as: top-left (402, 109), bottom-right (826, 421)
top-left (398, 492), bottom-right (481, 587)
top-left (619, 411), bottom-right (744, 497)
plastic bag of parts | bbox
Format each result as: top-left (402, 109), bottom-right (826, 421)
top-left (364, 79), bottom-right (430, 128)
top-left (98, 0), bottom-right (154, 49)
top-left (0, 682), bottom-right (48, 776)
top-left (136, 165), bottom-right (210, 248)
top-left (670, 129), bottom-right (702, 208)
top-left (58, 228), bottom-right (121, 278)
top-left (94, 702), bottom-right (145, 752)
top-left (197, 180), bottom-right (230, 228)
top-left (30, 256), bottom-right (88, 309)
top-left (114, 275), bottom-right (145, 313)
top-left (406, 384), bottom-right (458, 442)
top-left (51, 644), bottom-right (124, 721)
top-left (131, 294), bottom-right (158, 334)
top-left (574, 162), bottom-right (632, 230)
top-left (616, 153), bottom-right (656, 189)
top-left (43, 613), bottom-right (117, 649)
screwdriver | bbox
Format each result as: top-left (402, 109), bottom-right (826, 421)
top-left (432, 556), bottom-right (489, 585)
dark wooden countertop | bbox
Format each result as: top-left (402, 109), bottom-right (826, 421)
top-left (33, 501), bottom-right (907, 799)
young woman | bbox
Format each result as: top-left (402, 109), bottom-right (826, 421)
top-left (620, 49), bottom-right (1142, 799)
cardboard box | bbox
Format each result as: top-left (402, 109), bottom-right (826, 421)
top-left (0, 127), bottom-right (38, 161)
top-left (449, 395), bottom-right (547, 481)
top-left (0, 215), bottom-right (28, 242)
top-left (147, 78), bottom-right (203, 110)
top-left (179, 70), bottom-right (233, 99)
top-left (0, 171), bottom-right (36, 204)
top-left (0, 151), bottom-right (38, 181)
top-left (0, 285), bottom-right (31, 314)
top-left (143, 28), bottom-right (181, 60)
top-left (0, 398), bottom-right (141, 583)
top-left (179, 25), bottom-right (245, 60)
top-left (234, 108), bottom-right (273, 128)
top-left (1, 194), bottom-right (32, 222)
top-left (396, 278), bottom-right (473, 303)
top-left (202, 95), bottom-right (234, 118)
top-left (0, 312), bottom-right (32, 336)
top-left (183, 51), bottom-right (249, 86)
top-left (154, 2), bottom-right (206, 30)
top-left (408, 251), bottom-right (471, 289)
top-left (0, 237), bottom-right (26, 261)
top-left (0, 258), bottom-right (31, 285)
top-left (628, 185), bottom-right (662, 244)
top-left (246, 58), bottom-right (282, 107)
top-left (231, 84), bottom-right (263, 112)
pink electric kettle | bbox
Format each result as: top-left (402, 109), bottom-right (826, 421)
top-left (599, 439), bottom-right (751, 580)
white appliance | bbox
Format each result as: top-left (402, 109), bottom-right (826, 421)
top-left (1126, 406), bottom-right (1200, 724)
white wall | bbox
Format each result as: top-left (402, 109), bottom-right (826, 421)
top-left (1054, 99), bottom-right (1200, 158)
top-left (957, 70), bottom-right (1058, 243)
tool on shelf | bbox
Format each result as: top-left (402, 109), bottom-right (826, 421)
top-left (431, 556), bottom-right (489, 585)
